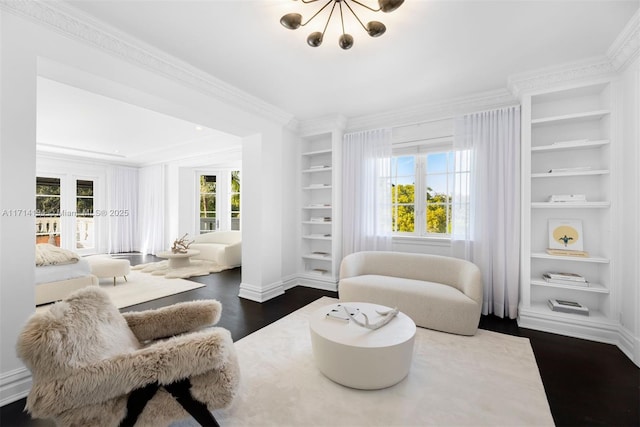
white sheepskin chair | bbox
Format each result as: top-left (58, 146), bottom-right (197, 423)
top-left (17, 286), bottom-right (240, 427)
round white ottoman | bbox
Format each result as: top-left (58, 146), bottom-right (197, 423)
top-left (309, 302), bottom-right (416, 390)
top-left (87, 256), bottom-right (131, 286)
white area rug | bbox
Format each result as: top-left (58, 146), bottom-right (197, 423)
top-left (95, 271), bottom-right (205, 308)
top-left (37, 270), bottom-right (205, 313)
top-left (206, 297), bottom-right (553, 427)
top-left (131, 259), bottom-right (232, 279)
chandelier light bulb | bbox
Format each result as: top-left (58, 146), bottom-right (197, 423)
top-left (279, 0), bottom-right (404, 50)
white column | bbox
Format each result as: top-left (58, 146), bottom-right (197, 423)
top-left (0, 11), bottom-right (38, 405)
top-left (238, 128), bottom-right (286, 302)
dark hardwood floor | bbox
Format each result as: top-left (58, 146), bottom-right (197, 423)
top-left (2, 253), bottom-right (638, 426)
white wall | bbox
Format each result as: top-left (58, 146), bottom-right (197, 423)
top-left (619, 57), bottom-right (640, 363)
top-left (281, 127), bottom-right (299, 282)
top-left (0, 12), bottom-right (38, 404)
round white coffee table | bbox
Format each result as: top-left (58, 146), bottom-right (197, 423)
top-left (309, 302), bottom-right (416, 390)
top-left (156, 249), bottom-right (200, 269)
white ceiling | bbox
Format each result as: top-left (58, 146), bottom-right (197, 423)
top-left (38, 0), bottom-right (638, 164)
top-left (37, 77), bottom-right (242, 166)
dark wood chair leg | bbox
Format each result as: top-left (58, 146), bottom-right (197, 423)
top-left (164, 378), bottom-right (220, 427)
top-left (119, 382), bottom-right (160, 427)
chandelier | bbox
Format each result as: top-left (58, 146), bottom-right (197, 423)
top-left (280, 0), bottom-right (405, 50)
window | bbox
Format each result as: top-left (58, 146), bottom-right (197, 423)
top-left (35, 177), bottom-right (61, 246)
top-left (391, 145), bottom-right (463, 238)
top-left (35, 177), bottom-right (97, 250)
top-left (76, 180), bottom-right (94, 250)
top-left (198, 171), bottom-right (241, 233)
top-left (230, 170), bottom-right (240, 231)
top-left (199, 175), bottom-right (217, 233)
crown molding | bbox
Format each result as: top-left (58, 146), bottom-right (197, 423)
top-left (0, 0), bottom-right (295, 127)
top-left (608, 9), bottom-right (640, 71)
top-left (298, 114), bottom-right (348, 137)
top-left (346, 88), bottom-right (516, 132)
top-left (507, 56), bottom-right (615, 98)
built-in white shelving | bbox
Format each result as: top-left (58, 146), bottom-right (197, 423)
top-left (519, 80), bottom-right (618, 343)
top-left (299, 131), bottom-right (341, 289)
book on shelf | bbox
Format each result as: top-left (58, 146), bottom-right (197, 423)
top-left (547, 194), bottom-right (587, 203)
top-left (547, 299), bottom-right (589, 316)
top-left (545, 271), bottom-right (586, 282)
top-left (548, 166), bottom-right (592, 173)
top-left (546, 248), bottom-right (589, 257)
top-left (308, 233), bottom-right (332, 238)
top-left (310, 216), bottom-right (331, 222)
top-left (308, 268), bottom-right (328, 276)
top-left (311, 251), bottom-right (330, 257)
top-left (542, 273), bottom-right (589, 287)
top-left (307, 203), bottom-right (331, 207)
top-left (308, 183), bottom-right (329, 188)
top-left (309, 165), bottom-right (330, 169)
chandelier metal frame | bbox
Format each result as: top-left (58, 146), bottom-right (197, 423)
top-left (280, 0), bottom-right (405, 50)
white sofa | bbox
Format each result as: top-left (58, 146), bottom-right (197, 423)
top-left (190, 231), bottom-right (241, 267)
top-left (339, 251), bottom-right (483, 336)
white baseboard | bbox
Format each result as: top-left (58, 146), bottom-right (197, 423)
top-left (518, 308), bottom-right (640, 367)
top-left (618, 325), bottom-right (640, 368)
top-left (238, 280), bottom-right (285, 302)
top-left (0, 367), bottom-right (31, 407)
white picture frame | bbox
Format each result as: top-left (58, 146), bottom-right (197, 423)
top-left (548, 219), bottom-right (584, 251)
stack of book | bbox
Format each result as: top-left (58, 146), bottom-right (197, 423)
top-left (546, 248), bottom-right (589, 257)
top-left (310, 216), bottom-right (331, 222)
top-left (542, 271), bottom-right (588, 287)
top-left (548, 299), bottom-right (589, 316)
top-left (547, 194), bottom-right (587, 203)
top-left (548, 166), bottom-right (592, 173)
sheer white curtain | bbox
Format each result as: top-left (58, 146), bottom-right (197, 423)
top-left (138, 165), bottom-right (166, 255)
top-left (342, 128), bottom-right (393, 257)
top-left (106, 166), bottom-right (138, 254)
top-left (452, 106), bottom-right (521, 319)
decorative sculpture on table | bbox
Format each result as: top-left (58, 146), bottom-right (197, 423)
top-left (171, 233), bottom-right (194, 254)
top-left (341, 305), bottom-right (399, 330)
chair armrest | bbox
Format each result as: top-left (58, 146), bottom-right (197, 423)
top-left (122, 300), bottom-right (222, 342)
top-left (26, 328), bottom-right (234, 418)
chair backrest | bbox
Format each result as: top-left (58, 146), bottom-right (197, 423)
top-left (17, 287), bottom-right (140, 378)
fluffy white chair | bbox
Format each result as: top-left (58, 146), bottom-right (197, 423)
top-left (190, 231), bottom-right (242, 267)
top-left (339, 251), bottom-right (483, 336)
top-left (17, 287), bottom-right (240, 426)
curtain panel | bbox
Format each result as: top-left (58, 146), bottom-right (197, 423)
top-left (138, 165), bottom-right (166, 255)
top-left (453, 106), bottom-right (521, 319)
top-left (106, 166), bottom-right (139, 254)
top-left (342, 128), bottom-right (393, 257)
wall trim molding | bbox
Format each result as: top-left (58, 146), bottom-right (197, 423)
top-left (238, 280), bottom-right (285, 303)
top-left (608, 9), bottom-right (640, 71)
top-left (507, 56), bottom-right (616, 98)
top-left (298, 115), bottom-right (348, 137)
top-left (0, 0), bottom-right (294, 127)
top-left (345, 88), bottom-right (516, 132)
top-left (0, 367), bottom-right (31, 407)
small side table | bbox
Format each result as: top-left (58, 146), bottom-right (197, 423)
top-left (156, 249), bottom-right (201, 269)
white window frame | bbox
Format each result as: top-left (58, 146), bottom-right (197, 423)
top-left (391, 137), bottom-right (458, 239)
top-left (195, 169), bottom-right (241, 234)
top-left (35, 174), bottom-right (100, 254)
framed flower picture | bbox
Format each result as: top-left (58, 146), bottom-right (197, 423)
top-left (548, 219), bottom-right (583, 251)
